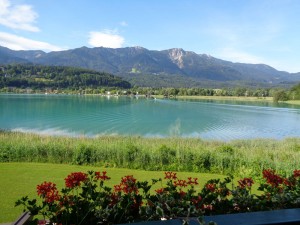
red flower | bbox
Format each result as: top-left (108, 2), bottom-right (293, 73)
top-left (191, 196), bottom-right (202, 205)
top-left (114, 175), bottom-right (139, 194)
top-left (187, 177), bottom-right (199, 185)
top-left (37, 181), bottom-right (60, 203)
top-left (293, 170), bottom-right (300, 178)
top-left (191, 196), bottom-right (202, 209)
top-left (174, 179), bottom-right (187, 187)
top-left (65, 172), bottom-right (88, 188)
top-left (95, 171), bottom-right (110, 181)
top-left (262, 169), bottom-right (284, 187)
top-left (238, 178), bottom-right (254, 189)
top-left (121, 175), bottom-right (138, 194)
top-left (205, 183), bottom-right (216, 192)
top-left (164, 171), bottom-right (177, 180)
top-left (155, 188), bottom-right (165, 194)
top-left (114, 184), bottom-right (123, 192)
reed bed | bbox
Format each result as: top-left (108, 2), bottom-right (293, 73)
top-left (1, 130), bottom-right (299, 177)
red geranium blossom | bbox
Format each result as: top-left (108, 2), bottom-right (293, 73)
top-left (65, 172), bottom-right (88, 188)
top-left (121, 175), bottom-right (138, 194)
top-left (293, 170), bottom-right (300, 178)
top-left (262, 169), bottom-right (284, 187)
top-left (114, 184), bottom-right (123, 192)
top-left (114, 175), bottom-right (139, 194)
top-left (37, 181), bottom-right (60, 203)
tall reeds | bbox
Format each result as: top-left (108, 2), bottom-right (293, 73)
top-left (0, 130), bottom-right (299, 177)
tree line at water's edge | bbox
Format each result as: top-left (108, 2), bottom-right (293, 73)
top-left (1, 64), bottom-right (300, 102)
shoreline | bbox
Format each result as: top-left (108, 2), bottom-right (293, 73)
top-left (154, 95), bottom-right (300, 105)
top-left (1, 92), bottom-right (300, 105)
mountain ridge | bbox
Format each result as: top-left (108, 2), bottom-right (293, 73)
top-left (1, 45), bottom-right (299, 88)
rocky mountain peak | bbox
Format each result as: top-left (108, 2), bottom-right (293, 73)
top-left (168, 48), bottom-right (186, 68)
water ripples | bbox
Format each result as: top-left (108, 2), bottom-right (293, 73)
top-left (2, 95), bottom-right (300, 140)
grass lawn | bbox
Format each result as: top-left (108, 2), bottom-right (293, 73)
top-left (0, 162), bottom-right (226, 223)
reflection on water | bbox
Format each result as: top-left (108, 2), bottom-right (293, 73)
top-left (1, 94), bottom-right (300, 140)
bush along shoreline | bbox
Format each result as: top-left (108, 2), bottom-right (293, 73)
top-left (1, 131), bottom-right (300, 178)
top-left (16, 169), bottom-right (300, 225)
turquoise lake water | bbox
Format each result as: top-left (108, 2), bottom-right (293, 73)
top-left (1, 94), bottom-right (300, 140)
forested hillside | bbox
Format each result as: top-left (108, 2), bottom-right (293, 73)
top-left (0, 64), bottom-right (131, 90)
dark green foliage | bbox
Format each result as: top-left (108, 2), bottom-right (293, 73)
top-left (73, 145), bottom-right (93, 165)
top-left (273, 90), bottom-right (289, 102)
top-left (0, 151), bottom-right (9, 162)
top-left (158, 145), bottom-right (176, 166)
top-left (193, 153), bottom-right (212, 172)
top-left (289, 82), bottom-right (300, 100)
top-left (0, 64), bottom-right (131, 90)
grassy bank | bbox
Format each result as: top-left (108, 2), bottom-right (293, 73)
top-left (175, 95), bottom-right (273, 102)
top-left (0, 163), bottom-right (226, 223)
top-left (286, 100), bottom-right (300, 105)
top-left (155, 95), bottom-right (300, 105)
top-left (1, 131), bottom-right (299, 178)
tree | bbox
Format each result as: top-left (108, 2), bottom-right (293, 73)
top-left (273, 90), bottom-right (289, 103)
top-left (289, 83), bottom-right (300, 100)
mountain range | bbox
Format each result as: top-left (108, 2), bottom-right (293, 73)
top-left (1, 45), bottom-right (300, 88)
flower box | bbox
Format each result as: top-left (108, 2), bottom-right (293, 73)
top-left (15, 170), bottom-right (300, 225)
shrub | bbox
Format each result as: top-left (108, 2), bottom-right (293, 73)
top-left (16, 169), bottom-right (300, 225)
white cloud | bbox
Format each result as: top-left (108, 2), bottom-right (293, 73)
top-left (88, 30), bottom-right (125, 48)
top-left (0, 32), bottom-right (63, 51)
top-left (0, 0), bottom-right (39, 32)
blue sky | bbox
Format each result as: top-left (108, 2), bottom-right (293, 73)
top-left (0, 0), bottom-right (300, 73)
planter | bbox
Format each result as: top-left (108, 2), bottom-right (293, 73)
top-left (11, 209), bottom-right (300, 225)
top-left (122, 209), bottom-right (300, 225)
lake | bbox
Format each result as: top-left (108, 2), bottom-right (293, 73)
top-left (1, 94), bottom-right (300, 140)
